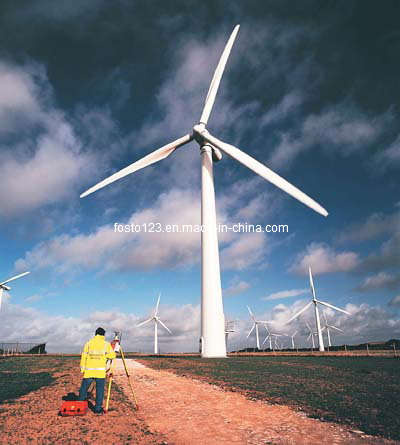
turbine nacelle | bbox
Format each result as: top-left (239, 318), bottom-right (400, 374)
top-left (193, 126), bottom-right (222, 162)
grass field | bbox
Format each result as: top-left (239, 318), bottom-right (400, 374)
top-left (0, 356), bottom-right (77, 404)
top-left (136, 355), bottom-right (400, 441)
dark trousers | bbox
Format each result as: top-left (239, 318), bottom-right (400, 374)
top-left (79, 377), bottom-right (105, 411)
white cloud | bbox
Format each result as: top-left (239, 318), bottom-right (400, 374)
top-left (220, 232), bottom-right (267, 271)
top-left (268, 104), bottom-right (388, 169)
top-left (224, 299), bottom-right (400, 351)
top-left (0, 61), bottom-right (109, 218)
top-left (339, 211), bottom-right (400, 244)
top-left (389, 295), bottom-right (400, 307)
top-left (16, 185), bottom-right (269, 273)
top-left (374, 134), bottom-right (400, 169)
top-left (357, 272), bottom-right (400, 292)
top-left (1, 297), bottom-right (399, 353)
top-left (289, 242), bottom-right (360, 275)
top-left (223, 278), bottom-right (251, 297)
top-left (263, 288), bottom-right (307, 301)
top-left (0, 301), bottom-right (200, 353)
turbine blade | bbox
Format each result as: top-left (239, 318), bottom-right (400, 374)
top-left (307, 333), bottom-right (312, 340)
top-left (155, 293), bottom-right (161, 316)
top-left (157, 319), bottom-right (172, 335)
top-left (80, 134), bottom-right (192, 198)
top-left (330, 325), bottom-right (344, 333)
top-left (201, 130), bottom-right (328, 217)
top-left (292, 331), bottom-right (298, 337)
top-left (247, 324), bottom-right (255, 338)
top-left (285, 301), bottom-right (313, 324)
top-left (247, 305), bottom-right (256, 321)
top-left (0, 271), bottom-right (30, 286)
top-left (262, 335), bottom-right (270, 345)
top-left (136, 318), bottom-right (153, 328)
top-left (199, 25), bottom-right (240, 125)
top-left (317, 300), bottom-right (351, 315)
top-left (322, 310), bottom-right (328, 325)
top-left (309, 267), bottom-right (316, 299)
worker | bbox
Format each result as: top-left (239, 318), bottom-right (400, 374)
top-left (79, 327), bottom-right (116, 414)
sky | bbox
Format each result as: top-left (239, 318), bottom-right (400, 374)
top-left (0, 0), bottom-right (399, 353)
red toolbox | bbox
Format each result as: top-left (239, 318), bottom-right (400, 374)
top-left (59, 400), bottom-right (88, 416)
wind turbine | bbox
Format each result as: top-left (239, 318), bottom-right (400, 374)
top-left (80, 25), bottom-right (328, 358)
top-left (262, 325), bottom-right (286, 350)
top-left (322, 311), bottom-right (344, 348)
top-left (247, 306), bottom-right (269, 350)
top-left (262, 324), bottom-right (273, 350)
top-left (289, 331), bottom-right (298, 349)
top-left (136, 294), bottom-right (172, 354)
top-left (306, 321), bottom-right (317, 349)
top-left (271, 333), bottom-right (286, 350)
top-left (0, 271), bottom-right (30, 310)
top-left (285, 267), bottom-right (350, 352)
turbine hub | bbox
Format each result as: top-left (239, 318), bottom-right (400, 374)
top-left (192, 123), bottom-right (206, 144)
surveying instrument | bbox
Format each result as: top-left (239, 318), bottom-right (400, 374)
top-left (105, 331), bottom-right (139, 412)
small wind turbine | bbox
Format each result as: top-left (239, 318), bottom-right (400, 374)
top-left (306, 321), bottom-right (317, 349)
top-left (262, 323), bottom-right (273, 350)
top-left (136, 294), bottom-right (172, 354)
top-left (289, 331), bottom-right (298, 349)
top-left (0, 271), bottom-right (30, 310)
top-left (262, 325), bottom-right (286, 350)
top-left (286, 267), bottom-right (350, 351)
top-left (80, 25), bottom-right (328, 358)
top-left (247, 306), bottom-right (269, 350)
top-left (270, 333), bottom-right (286, 350)
top-left (322, 311), bottom-right (344, 348)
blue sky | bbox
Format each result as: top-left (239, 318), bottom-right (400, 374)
top-left (0, 0), bottom-right (399, 352)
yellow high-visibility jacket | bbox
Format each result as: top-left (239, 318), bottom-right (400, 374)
top-left (80, 335), bottom-right (116, 378)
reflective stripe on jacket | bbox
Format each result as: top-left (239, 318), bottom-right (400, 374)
top-left (80, 335), bottom-right (116, 378)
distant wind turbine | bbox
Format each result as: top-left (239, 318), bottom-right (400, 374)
top-left (247, 306), bottom-right (268, 350)
top-left (80, 25), bottom-right (328, 358)
top-left (262, 323), bottom-right (286, 350)
top-left (0, 271), bottom-right (30, 310)
top-left (136, 294), bottom-right (172, 354)
top-left (286, 267), bottom-right (350, 351)
top-left (322, 311), bottom-right (344, 348)
top-left (289, 331), bottom-right (298, 349)
top-left (306, 321), bottom-right (317, 349)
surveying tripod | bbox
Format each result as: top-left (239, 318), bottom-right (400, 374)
top-left (105, 331), bottom-right (139, 412)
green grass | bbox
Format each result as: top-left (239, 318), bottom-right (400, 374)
top-left (0, 356), bottom-right (77, 404)
top-left (137, 355), bottom-right (400, 440)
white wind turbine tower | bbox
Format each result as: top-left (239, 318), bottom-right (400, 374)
top-left (247, 306), bottom-right (269, 350)
top-left (322, 311), bottom-right (344, 348)
top-left (286, 267), bottom-right (350, 352)
top-left (80, 25), bottom-right (328, 358)
top-left (136, 294), bottom-right (172, 354)
top-left (0, 271), bottom-right (30, 310)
